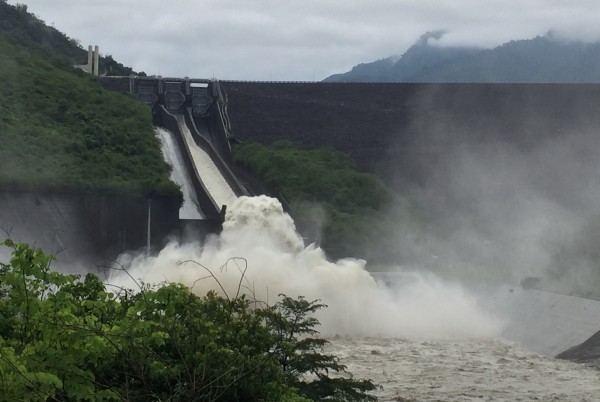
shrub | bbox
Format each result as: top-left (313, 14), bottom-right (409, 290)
top-left (233, 141), bottom-right (416, 263)
top-left (0, 239), bottom-right (376, 401)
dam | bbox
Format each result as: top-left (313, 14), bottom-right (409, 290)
top-left (0, 78), bottom-right (248, 269)
top-left (220, 81), bottom-right (600, 189)
top-left (2, 78), bottom-right (600, 367)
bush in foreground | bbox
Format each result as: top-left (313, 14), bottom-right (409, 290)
top-left (0, 239), bottom-right (376, 401)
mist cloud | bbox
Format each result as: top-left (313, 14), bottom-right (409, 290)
top-left (396, 128), bottom-right (600, 297)
top-left (109, 196), bottom-right (503, 339)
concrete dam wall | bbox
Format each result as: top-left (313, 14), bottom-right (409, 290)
top-left (0, 192), bottom-right (180, 272)
top-left (222, 82), bottom-right (600, 188)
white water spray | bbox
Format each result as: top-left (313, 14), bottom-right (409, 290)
top-left (110, 195), bottom-right (503, 339)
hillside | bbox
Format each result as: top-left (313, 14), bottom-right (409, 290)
top-left (325, 32), bottom-right (600, 83)
top-left (232, 141), bottom-right (415, 262)
top-left (0, 2), bottom-right (178, 196)
top-left (0, 1), bottom-right (141, 76)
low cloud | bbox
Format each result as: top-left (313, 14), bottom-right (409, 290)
top-left (11, 0), bottom-right (600, 80)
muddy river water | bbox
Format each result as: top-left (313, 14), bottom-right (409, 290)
top-left (327, 336), bottom-right (600, 401)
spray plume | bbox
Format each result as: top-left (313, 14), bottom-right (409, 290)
top-left (110, 195), bottom-right (503, 339)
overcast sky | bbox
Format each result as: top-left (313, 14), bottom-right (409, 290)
top-left (9, 0), bottom-right (600, 80)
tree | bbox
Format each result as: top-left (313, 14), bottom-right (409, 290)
top-left (264, 295), bottom-right (377, 402)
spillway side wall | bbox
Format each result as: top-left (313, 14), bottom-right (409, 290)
top-left (0, 191), bottom-right (180, 265)
top-left (156, 106), bottom-right (222, 219)
top-left (182, 108), bottom-right (247, 197)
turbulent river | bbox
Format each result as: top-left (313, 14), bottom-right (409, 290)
top-left (113, 195), bottom-right (600, 401)
top-left (327, 337), bottom-right (600, 401)
top-left (118, 137), bottom-right (600, 402)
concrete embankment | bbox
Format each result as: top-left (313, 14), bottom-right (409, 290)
top-left (0, 193), bottom-right (99, 272)
top-left (483, 285), bottom-right (600, 357)
top-left (373, 272), bottom-right (600, 357)
top-left (557, 329), bottom-right (600, 368)
top-left (0, 192), bottom-right (180, 272)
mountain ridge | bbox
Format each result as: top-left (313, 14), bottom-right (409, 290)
top-left (325, 32), bottom-right (600, 83)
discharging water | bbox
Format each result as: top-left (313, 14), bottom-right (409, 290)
top-left (155, 127), bottom-right (204, 219)
top-left (175, 114), bottom-right (237, 208)
top-left (111, 196), bottom-right (600, 401)
top-left (327, 337), bottom-right (600, 401)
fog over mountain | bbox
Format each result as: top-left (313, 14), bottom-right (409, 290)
top-left (325, 32), bottom-right (600, 83)
top-left (9, 0), bottom-right (600, 80)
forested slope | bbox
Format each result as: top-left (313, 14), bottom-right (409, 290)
top-left (0, 1), bottom-right (177, 196)
top-left (233, 141), bottom-right (417, 263)
top-left (0, 37), bottom-right (178, 196)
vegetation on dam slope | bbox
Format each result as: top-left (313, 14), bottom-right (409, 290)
top-left (0, 35), bottom-right (179, 196)
top-left (233, 141), bottom-right (417, 262)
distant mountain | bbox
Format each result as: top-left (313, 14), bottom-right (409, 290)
top-left (324, 32), bottom-right (600, 83)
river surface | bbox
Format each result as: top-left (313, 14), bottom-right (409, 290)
top-left (326, 337), bottom-right (600, 401)
top-left (110, 194), bottom-right (600, 401)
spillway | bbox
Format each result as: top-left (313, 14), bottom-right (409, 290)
top-left (155, 127), bottom-right (205, 219)
top-left (174, 114), bottom-right (237, 209)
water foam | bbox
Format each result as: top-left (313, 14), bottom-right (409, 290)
top-left (109, 195), bottom-right (503, 339)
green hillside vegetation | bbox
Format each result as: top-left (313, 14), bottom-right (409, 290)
top-left (0, 240), bottom-right (376, 401)
top-left (233, 141), bottom-right (416, 262)
top-left (0, 1), bottom-right (84, 68)
top-left (0, 35), bottom-right (179, 196)
top-left (0, 1), bottom-right (141, 76)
